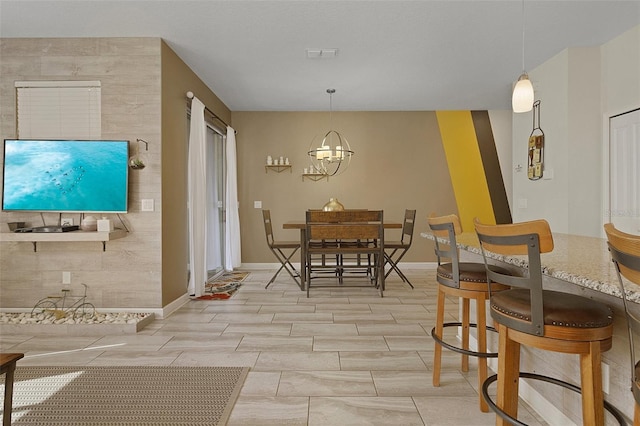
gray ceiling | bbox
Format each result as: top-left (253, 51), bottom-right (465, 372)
top-left (1, 1), bottom-right (638, 111)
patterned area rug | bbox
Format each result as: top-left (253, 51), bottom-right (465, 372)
top-left (198, 271), bottom-right (249, 300)
top-left (1, 366), bottom-right (249, 425)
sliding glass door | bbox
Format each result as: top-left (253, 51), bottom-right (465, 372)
top-left (206, 125), bottom-right (226, 279)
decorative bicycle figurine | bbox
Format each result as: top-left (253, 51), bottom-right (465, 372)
top-left (31, 283), bottom-right (96, 319)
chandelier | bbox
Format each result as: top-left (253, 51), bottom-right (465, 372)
top-left (307, 89), bottom-right (354, 176)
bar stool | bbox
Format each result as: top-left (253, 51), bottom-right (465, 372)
top-left (475, 218), bottom-right (624, 425)
top-left (605, 223), bottom-right (640, 425)
top-left (427, 213), bottom-right (510, 412)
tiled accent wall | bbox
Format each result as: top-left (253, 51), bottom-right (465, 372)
top-left (0, 38), bottom-right (163, 309)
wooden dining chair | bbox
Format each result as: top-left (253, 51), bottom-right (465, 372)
top-left (305, 210), bottom-right (384, 297)
top-left (384, 209), bottom-right (416, 288)
top-left (262, 210), bottom-right (302, 289)
top-left (605, 223), bottom-right (640, 426)
top-left (474, 218), bottom-right (623, 425)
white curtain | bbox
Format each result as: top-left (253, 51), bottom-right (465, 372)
top-left (187, 96), bottom-right (207, 297)
top-left (225, 126), bottom-right (242, 270)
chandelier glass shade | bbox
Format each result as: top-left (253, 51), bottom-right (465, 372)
top-left (512, 72), bottom-right (534, 113)
top-left (307, 89), bottom-right (354, 176)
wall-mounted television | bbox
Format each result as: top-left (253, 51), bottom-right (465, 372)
top-left (2, 139), bottom-right (129, 213)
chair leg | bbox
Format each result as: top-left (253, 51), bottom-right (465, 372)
top-left (580, 341), bottom-right (605, 426)
top-left (433, 287), bottom-right (445, 387)
top-left (265, 248), bottom-right (301, 289)
top-left (461, 298), bottom-right (470, 372)
top-left (476, 296), bottom-right (489, 413)
top-left (384, 250), bottom-right (414, 288)
top-left (496, 323), bottom-right (521, 426)
top-left (634, 401), bottom-right (640, 426)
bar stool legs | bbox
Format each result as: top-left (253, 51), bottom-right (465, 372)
top-left (431, 283), bottom-right (496, 413)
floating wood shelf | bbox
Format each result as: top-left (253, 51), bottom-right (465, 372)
top-left (302, 173), bottom-right (329, 182)
top-left (265, 165), bottom-right (292, 173)
top-left (0, 229), bottom-right (128, 252)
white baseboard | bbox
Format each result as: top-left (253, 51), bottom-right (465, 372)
top-left (159, 293), bottom-right (191, 319)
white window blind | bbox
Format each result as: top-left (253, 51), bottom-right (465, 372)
top-left (15, 81), bottom-right (101, 139)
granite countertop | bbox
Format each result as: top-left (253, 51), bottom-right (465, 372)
top-left (421, 231), bottom-right (640, 304)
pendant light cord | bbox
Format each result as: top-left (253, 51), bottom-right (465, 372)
top-left (521, 0), bottom-right (526, 73)
top-left (327, 88), bottom-right (335, 130)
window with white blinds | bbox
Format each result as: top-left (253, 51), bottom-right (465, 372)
top-left (15, 81), bottom-right (101, 139)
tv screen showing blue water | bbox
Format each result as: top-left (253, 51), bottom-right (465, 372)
top-left (2, 140), bottom-right (129, 213)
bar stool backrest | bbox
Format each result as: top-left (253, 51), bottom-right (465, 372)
top-left (604, 223), bottom-right (640, 405)
top-left (473, 218), bottom-right (554, 336)
top-left (427, 213), bottom-right (463, 287)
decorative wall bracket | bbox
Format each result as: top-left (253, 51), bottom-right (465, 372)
top-left (302, 173), bottom-right (329, 182)
top-left (527, 100), bottom-right (545, 180)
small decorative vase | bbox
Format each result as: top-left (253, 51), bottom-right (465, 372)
top-left (323, 198), bottom-right (345, 212)
top-left (80, 215), bottom-right (98, 231)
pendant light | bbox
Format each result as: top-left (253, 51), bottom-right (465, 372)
top-left (512, 0), bottom-right (534, 113)
top-left (307, 89), bottom-right (354, 176)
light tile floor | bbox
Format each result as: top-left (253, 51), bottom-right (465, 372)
top-left (1, 269), bottom-right (550, 425)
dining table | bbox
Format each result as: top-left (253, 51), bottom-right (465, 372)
top-left (283, 219), bottom-right (402, 284)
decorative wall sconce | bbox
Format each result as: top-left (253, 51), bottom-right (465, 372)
top-left (129, 138), bottom-right (149, 170)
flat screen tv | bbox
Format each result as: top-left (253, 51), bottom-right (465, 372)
top-left (2, 139), bottom-right (129, 213)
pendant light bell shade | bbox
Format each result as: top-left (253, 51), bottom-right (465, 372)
top-left (512, 72), bottom-right (534, 113)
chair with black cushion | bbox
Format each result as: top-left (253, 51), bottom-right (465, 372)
top-left (262, 210), bottom-right (301, 289)
top-left (427, 213), bottom-right (510, 412)
top-left (475, 218), bottom-right (623, 425)
top-left (384, 209), bottom-right (416, 288)
top-left (605, 223), bottom-right (640, 426)
top-left (305, 210), bottom-right (384, 297)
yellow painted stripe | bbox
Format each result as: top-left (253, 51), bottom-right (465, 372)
top-left (436, 111), bottom-right (496, 231)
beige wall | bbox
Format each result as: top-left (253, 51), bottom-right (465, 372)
top-left (0, 38), bottom-right (164, 309)
top-left (232, 111), bottom-right (459, 264)
top-left (160, 40), bottom-right (230, 306)
top-left (512, 24), bottom-right (640, 237)
top-left (0, 37), bottom-right (229, 311)
top-left (0, 37), bottom-right (509, 309)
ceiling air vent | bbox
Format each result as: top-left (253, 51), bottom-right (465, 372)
top-left (305, 48), bottom-right (339, 59)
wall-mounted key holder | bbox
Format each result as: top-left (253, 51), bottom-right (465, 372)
top-left (528, 100), bottom-right (544, 180)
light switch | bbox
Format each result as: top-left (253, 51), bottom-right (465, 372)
top-left (254, 201), bottom-right (262, 209)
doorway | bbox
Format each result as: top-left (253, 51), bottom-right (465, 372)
top-left (206, 124), bottom-right (226, 280)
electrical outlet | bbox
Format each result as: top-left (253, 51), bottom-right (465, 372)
top-left (141, 199), bottom-right (154, 212)
top-left (62, 271), bottom-right (71, 285)
top-left (254, 201), bottom-right (262, 209)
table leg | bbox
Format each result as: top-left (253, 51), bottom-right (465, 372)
top-left (2, 353), bottom-right (23, 426)
top-left (299, 229), bottom-right (306, 285)
top-left (3, 367), bottom-right (15, 426)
